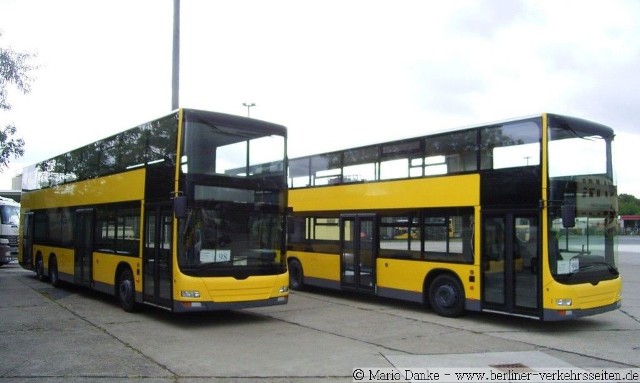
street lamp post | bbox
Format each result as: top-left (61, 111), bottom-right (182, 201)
top-left (243, 102), bottom-right (256, 118)
top-left (171, 0), bottom-right (180, 110)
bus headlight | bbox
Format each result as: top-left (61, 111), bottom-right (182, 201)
top-left (279, 286), bottom-right (289, 294)
top-left (556, 298), bottom-right (573, 306)
top-left (181, 290), bottom-right (201, 298)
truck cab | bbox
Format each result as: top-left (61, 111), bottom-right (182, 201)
top-left (0, 197), bottom-right (19, 266)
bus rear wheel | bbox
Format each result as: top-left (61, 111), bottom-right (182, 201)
top-left (428, 274), bottom-right (465, 318)
top-left (117, 268), bottom-right (137, 312)
top-left (49, 256), bottom-right (60, 287)
top-left (36, 255), bottom-right (46, 282)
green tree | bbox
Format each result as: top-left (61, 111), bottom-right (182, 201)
top-left (619, 193), bottom-right (640, 215)
top-left (0, 32), bottom-right (36, 170)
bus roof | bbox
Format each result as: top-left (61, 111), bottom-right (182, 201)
top-left (290, 112), bottom-right (614, 161)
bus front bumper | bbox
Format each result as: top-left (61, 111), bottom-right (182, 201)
top-left (543, 300), bottom-right (622, 321)
top-left (173, 295), bottom-right (288, 313)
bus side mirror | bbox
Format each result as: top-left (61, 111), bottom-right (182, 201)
top-left (562, 204), bottom-right (576, 228)
top-left (174, 196), bottom-right (187, 219)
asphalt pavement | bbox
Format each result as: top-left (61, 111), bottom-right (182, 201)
top-left (0, 236), bottom-right (638, 382)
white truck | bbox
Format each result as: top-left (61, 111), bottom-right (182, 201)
top-left (0, 196), bottom-right (19, 267)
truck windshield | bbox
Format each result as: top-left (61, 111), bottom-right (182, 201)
top-left (0, 205), bottom-right (19, 226)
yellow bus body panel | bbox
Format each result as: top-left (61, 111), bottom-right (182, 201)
top-left (21, 169), bottom-right (146, 209)
top-left (289, 251), bottom-right (340, 282)
top-left (377, 258), bottom-right (480, 301)
top-left (290, 174), bottom-right (480, 212)
top-left (541, 231), bottom-right (621, 313)
top-left (173, 268), bottom-right (289, 303)
top-left (288, 174), bottom-right (481, 303)
top-left (21, 170), bottom-right (145, 293)
top-left (93, 253), bottom-right (140, 291)
top-left (543, 276), bottom-right (621, 311)
top-left (32, 245), bottom-right (74, 276)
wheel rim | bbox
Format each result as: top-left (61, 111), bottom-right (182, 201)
top-left (120, 278), bottom-right (133, 305)
top-left (289, 262), bottom-right (302, 289)
top-left (291, 267), bottom-right (300, 286)
top-left (36, 259), bottom-right (44, 279)
top-left (435, 283), bottom-right (458, 308)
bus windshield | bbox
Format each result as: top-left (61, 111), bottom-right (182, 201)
top-left (177, 198), bottom-right (286, 277)
top-left (181, 118), bottom-right (285, 178)
top-left (547, 116), bottom-right (618, 285)
top-left (177, 112), bottom-right (288, 278)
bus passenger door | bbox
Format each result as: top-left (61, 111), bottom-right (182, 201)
top-left (481, 212), bottom-right (540, 317)
top-left (74, 209), bottom-right (94, 287)
top-left (21, 212), bottom-right (34, 269)
top-left (340, 214), bottom-right (376, 292)
top-left (143, 204), bottom-right (173, 308)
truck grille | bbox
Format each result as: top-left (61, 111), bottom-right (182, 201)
top-left (1, 235), bottom-right (18, 248)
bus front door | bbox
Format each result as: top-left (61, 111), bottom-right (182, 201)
top-left (74, 209), bottom-right (94, 287)
top-left (481, 212), bottom-right (541, 318)
top-left (340, 214), bottom-right (376, 292)
top-left (21, 212), bottom-right (34, 269)
top-left (143, 204), bottom-right (173, 309)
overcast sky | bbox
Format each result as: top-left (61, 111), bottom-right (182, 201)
top-left (0, 0), bottom-right (639, 196)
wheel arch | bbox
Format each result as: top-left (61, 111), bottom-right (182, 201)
top-left (287, 255), bottom-right (302, 268)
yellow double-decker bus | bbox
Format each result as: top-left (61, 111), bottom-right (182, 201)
top-left (287, 113), bottom-right (621, 320)
top-left (19, 109), bottom-right (289, 312)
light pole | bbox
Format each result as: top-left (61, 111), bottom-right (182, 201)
top-left (243, 102), bottom-right (256, 117)
top-left (171, 0), bottom-right (180, 110)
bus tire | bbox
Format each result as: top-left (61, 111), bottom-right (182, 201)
top-left (288, 259), bottom-right (304, 291)
top-left (117, 268), bottom-right (137, 312)
top-left (36, 255), bottom-right (47, 282)
top-left (49, 256), bottom-right (60, 287)
top-left (428, 274), bottom-right (465, 318)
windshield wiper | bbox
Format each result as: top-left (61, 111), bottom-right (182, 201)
top-left (563, 262), bottom-right (618, 278)
top-left (580, 262), bottom-right (619, 275)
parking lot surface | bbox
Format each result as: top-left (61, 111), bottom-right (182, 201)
top-left (1, 236), bottom-right (639, 382)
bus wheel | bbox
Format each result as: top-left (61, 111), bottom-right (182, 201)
top-left (49, 256), bottom-right (60, 287)
top-left (428, 274), bottom-right (464, 318)
top-left (36, 256), bottom-right (46, 282)
top-left (288, 259), bottom-right (304, 291)
top-left (117, 268), bottom-right (137, 312)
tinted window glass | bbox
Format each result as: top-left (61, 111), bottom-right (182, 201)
top-left (480, 120), bottom-right (540, 170)
top-left (424, 130), bottom-right (477, 174)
